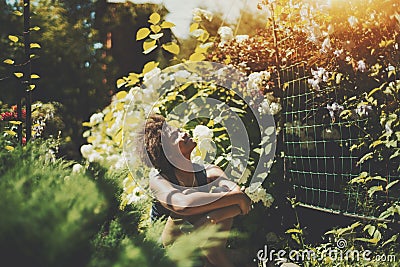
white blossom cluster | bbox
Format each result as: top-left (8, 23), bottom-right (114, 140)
top-left (191, 125), bottom-right (216, 164)
top-left (326, 102), bottom-right (344, 121)
top-left (218, 26), bottom-right (234, 46)
top-left (247, 71), bottom-right (282, 116)
top-left (247, 71), bottom-right (271, 92)
top-left (245, 186), bottom-right (274, 207)
top-left (121, 175), bottom-right (147, 207)
top-left (259, 98), bottom-right (282, 116)
top-left (308, 67), bottom-right (329, 91)
top-left (192, 8), bottom-right (213, 22)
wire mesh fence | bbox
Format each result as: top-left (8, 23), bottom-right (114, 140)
top-left (281, 62), bottom-right (400, 220)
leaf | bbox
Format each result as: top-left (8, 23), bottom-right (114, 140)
top-left (390, 150), bottom-right (400, 160)
top-left (369, 140), bottom-right (383, 148)
top-left (150, 25), bottom-right (161, 33)
top-left (354, 237), bottom-right (379, 244)
top-left (82, 122), bottom-right (92, 127)
top-left (149, 33), bottom-right (164, 40)
top-left (5, 130), bottom-right (17, 136)
top-left (9, 120), bottom-right (22, 125)
top-left (13, 72), bottom-right (23, 78)
top-left (148, 13), bottom-right (161, 24)
top-left (363, 224), bottom-right (376, 237)
top-left (127, 73), bottom-right (140, 86)
top-left (161, 21), bottom-right (175, 28)
top-left (382, 234), bottom-right (398, 247)
top-left (31, 74), bottom-right (40, 79)
top-left (136, 27), bottom-right (151, 40)
top-left (142, 39), bottom-right (157, 54)
top-left (142, 61), bottom-right (159, 75)
top-left (190, 23), bottom-right (199, 33)
top-left (285, 228), bottom-right (303, 234)
top-left (357, 152), bottom-right (373, 166)
top-left (30, 26), bottom-right (40, 31)
top-left (116, 91), bottom-right (127, 100)
top-left (113, 130), bottom-right (123, 145)
top-left (349, 172), bottom-right (368, 184)
top-left (230, 107), bottom-right (246, 113)
top-left (386, 180), bottom-right (399, 191)
top-left (29, 84), bottom-right (36, 90)
top-left (30, 43), bottom-right (41, 49)
top-left (162, 42), bottom-right (180, 55)
top-left (368, 185), bottom-right (383, 197)
top-left (3, 59), bottom-right (14, 64)
top-left (13, 10), bottom-right (23, 16)
top-left (198, 31), bottom-right (210, 42)
top-left (5, 145), bottom-right (14, 151)
top-left (368, 87), bottom-right (381, 97)
top-left (116, 78), bottom-right (126, 89)
top-left (8, 35), bottom-right (18, 42)
top-left (189, 52), bottom-right (205, 61)
top-left (253, 148), bottom-right (263, 154)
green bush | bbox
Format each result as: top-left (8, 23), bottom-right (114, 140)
top-left (0, 140), bottom-right (107, 267)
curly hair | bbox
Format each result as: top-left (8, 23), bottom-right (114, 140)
top-left (143, 114), bottom-right (174, 177)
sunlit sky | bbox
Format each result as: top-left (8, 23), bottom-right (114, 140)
top-left (107, 0), bottom-right (262, 38)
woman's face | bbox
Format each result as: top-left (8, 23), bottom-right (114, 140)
top-left (163, 125), bottom-right (197, 158)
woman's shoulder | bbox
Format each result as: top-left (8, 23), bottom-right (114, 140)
top-left (204, 164), bottom-right (227, 180)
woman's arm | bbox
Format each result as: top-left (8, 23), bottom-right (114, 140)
top-left (149, 174), bottom-right (251, 216)
top-left (194, 205), bottom-right (242, 227)
top-left (205, 165), bottom-right (242, 192)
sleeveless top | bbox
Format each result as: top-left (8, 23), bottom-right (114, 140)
top-left (150, 164), bottom-right (208, 222)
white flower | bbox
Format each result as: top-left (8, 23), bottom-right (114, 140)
top-left (312, 67), bottom-right (329, 82)
top-left (348, 16), bottom-right (358, 28)
top-left (126, 187), bottom-right (147, 204)
top-left (193, 125), bottom-right (213, 141)
top-left (72, 163), bottom-right (84, 174)
top-left (259, 99), bottom-right (282, 116)
top-left (192, 8), bottom-right (213, 22)
top-left (308, 78), bottom-right (320, 90)
top-left (80, 144), bottom-right (94, 159)
top-left (247, 71), bottom-right (271, 92)
top-left (356, 104), bottom-right (372, 117)
top-left (333, 49), bottom-right (343, 57)
top-left (80, 144), bottom-right (103, 163)
top-left (357, 60), bottom-right (367, 72)
top-left (190, 28), bottom-right (205, 38)
top-left (387, 64), bottom-right (395, 72)
top-left (245, 186), bottom-right (274, 207)
top-left (308, 67), bottom-right (329, 90)
top-left (235, 35), bottom-right (249, 43)
top-left (269, 102), bottom-right (282, 116)
top-left (385, 122), bottom-right (393, 135)
top-left (89, 112), bottom-right (104, 125)
top-left (321, 37), bottom-right (331, 52)
top-left (218, 26), bottom-right (233, 46)
top-left (326, 102), bottom-right (344, 119)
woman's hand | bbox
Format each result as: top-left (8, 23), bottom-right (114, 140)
top-left (236, 191), bottom-right (252, 215)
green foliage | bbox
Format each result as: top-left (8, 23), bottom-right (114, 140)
top-left (0, 139), bottom-right (107, 267)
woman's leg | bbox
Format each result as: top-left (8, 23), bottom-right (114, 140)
top-left (161, 217), bottom-right (184, 247)
top-left (201, 218), bottom-right (235, 267)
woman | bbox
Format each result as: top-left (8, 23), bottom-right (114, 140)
top-left (143, 115), bottom-right (251, 267)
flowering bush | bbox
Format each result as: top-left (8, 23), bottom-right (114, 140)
top-left (80, 2), bottom-right (399, 264)
top-left (0, 101), bottom-right (64, 150)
